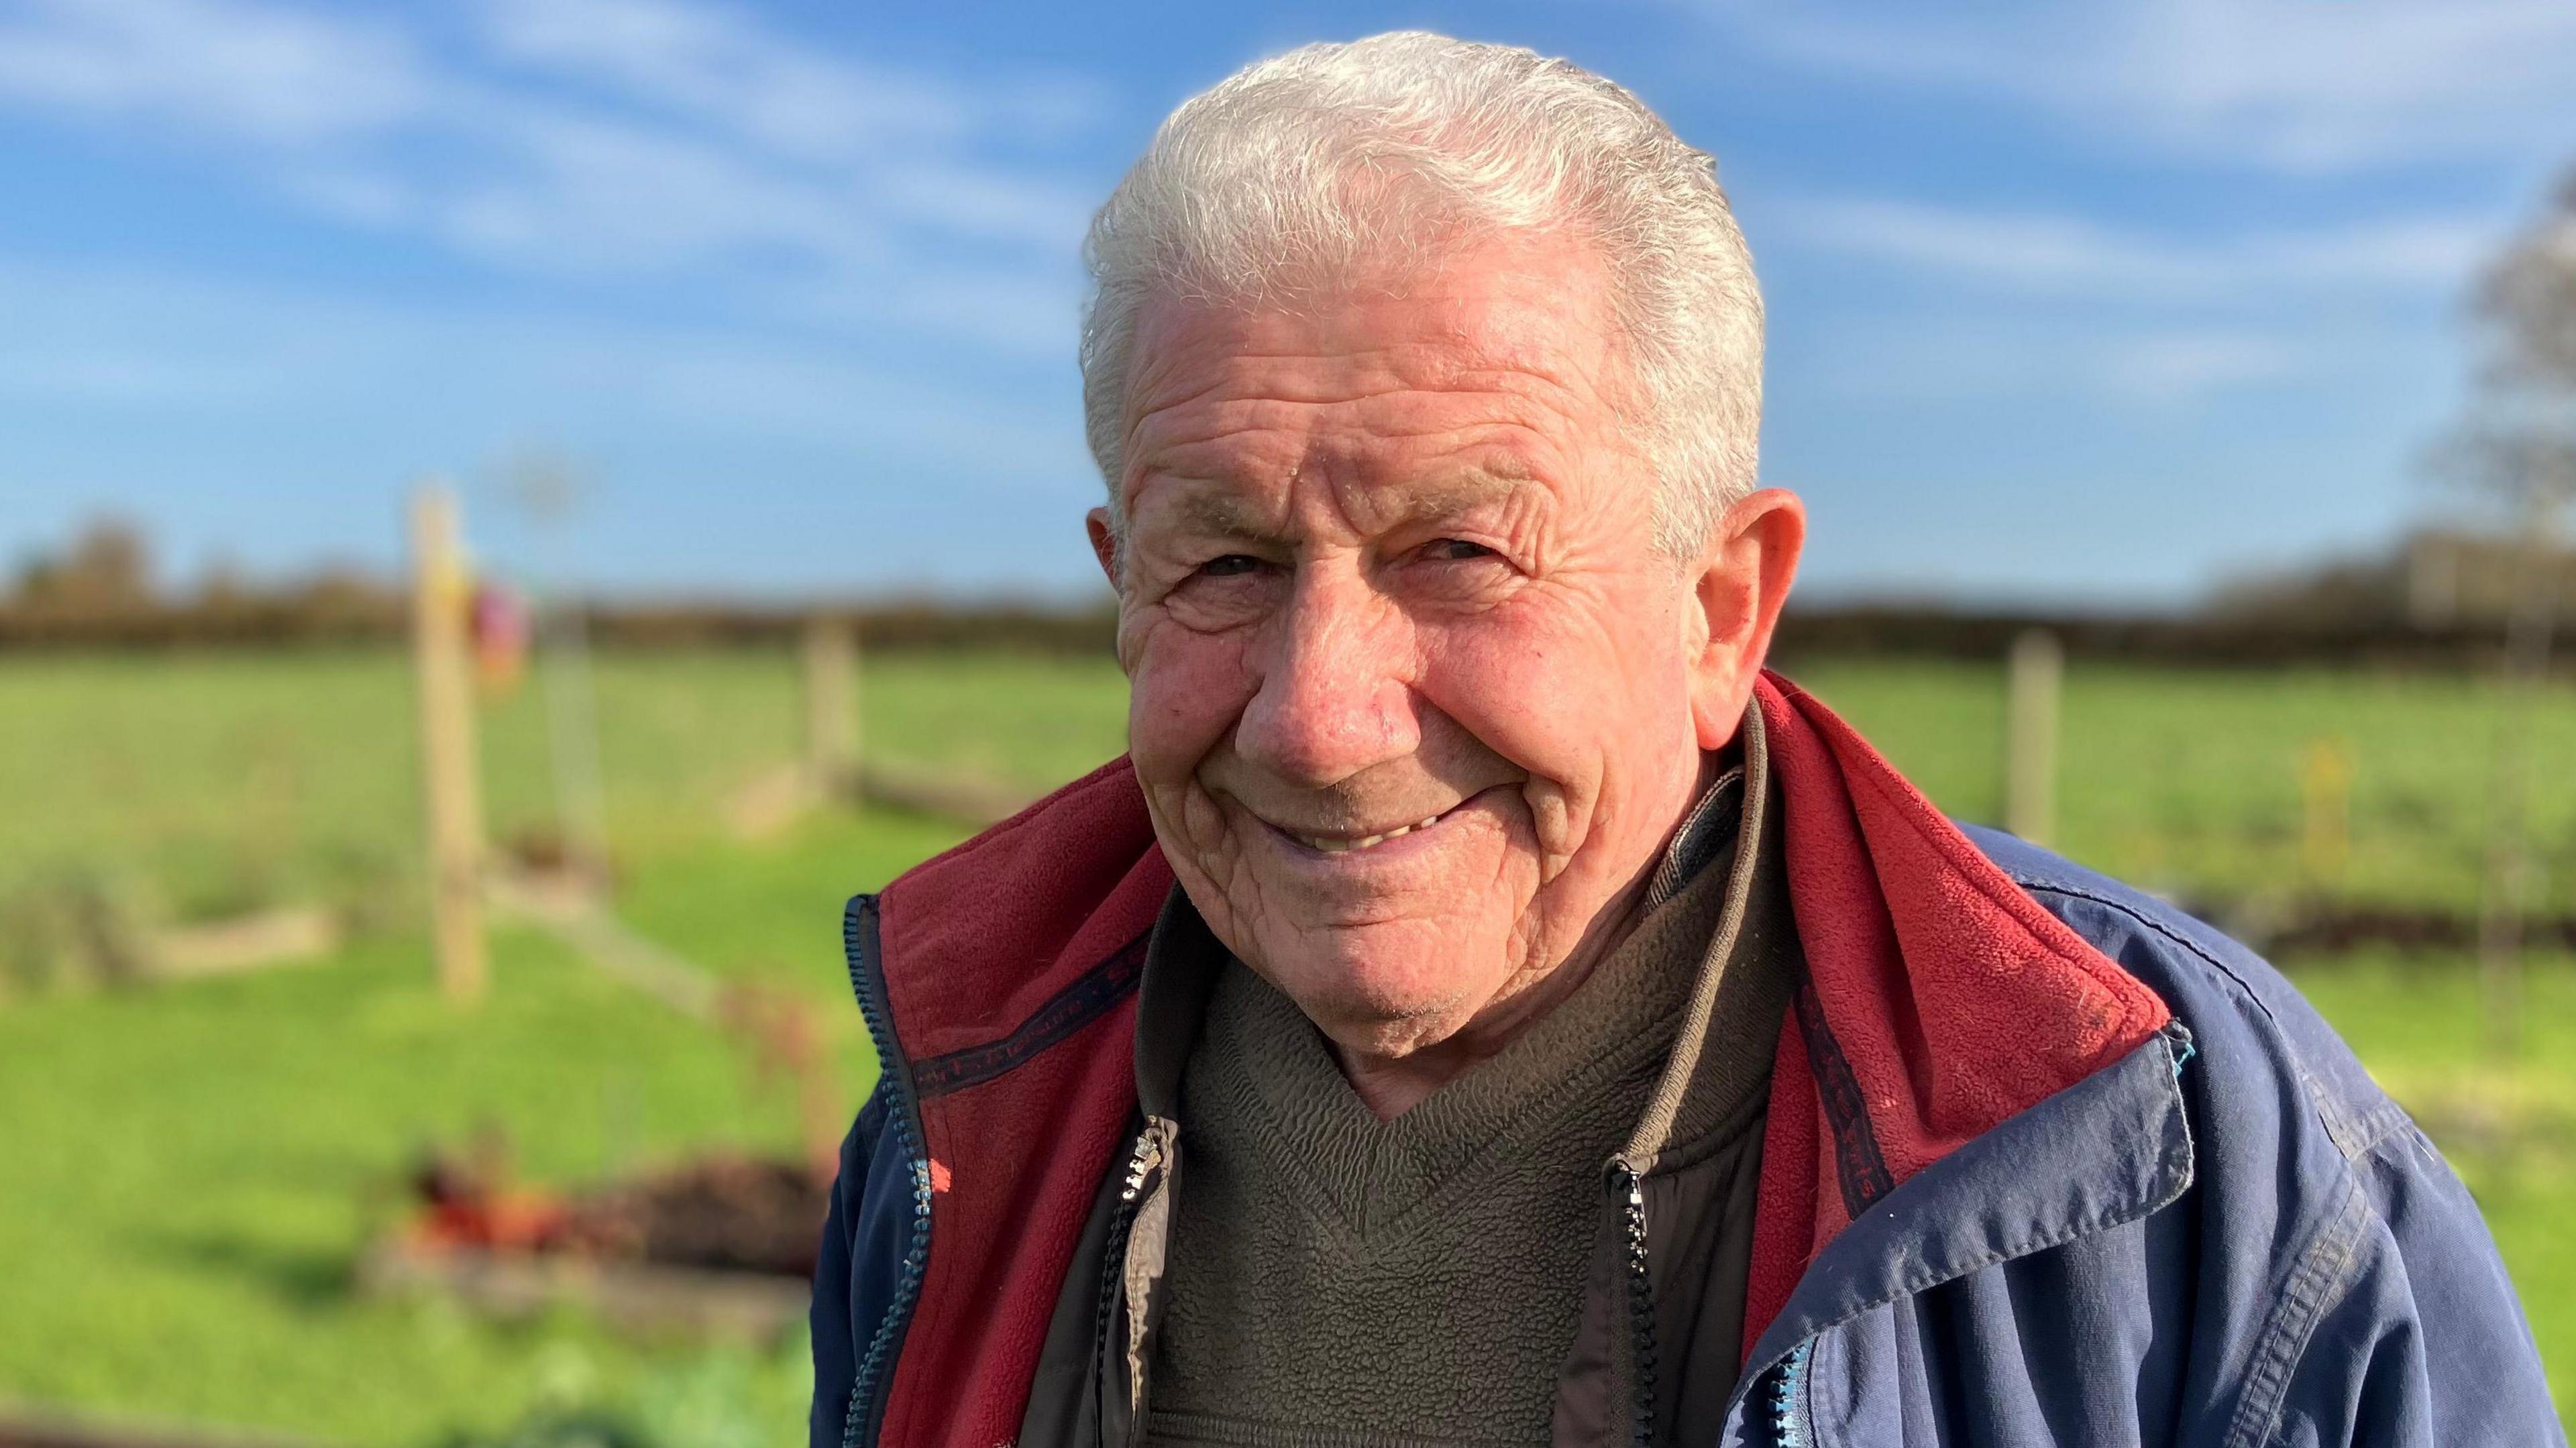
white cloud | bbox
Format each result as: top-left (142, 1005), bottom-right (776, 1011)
top-left (0, 254), bottom-right (1088, 480)
top-left (0, 0), bottom-right (432, 143)
top-left (0, 0), bottom-right (1101, 355)
top-left (428, 105), bottom-right (892, 274)
top-left (2097, 331), bottom-right (2304, 403)
top-left (1710, 0), bottom-right (2576, 172)
top-left (473, 0), bottom-right (977, 158)
top-left (1769, 196), bottom-right (2496, 298)
top-left (1803, 315), bottom-right (2319, 406)
top-left (462, 0), bottom-right (1099, 249)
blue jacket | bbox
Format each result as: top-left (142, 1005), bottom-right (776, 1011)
top-left (810, 687), bottom-right (2559, 1447)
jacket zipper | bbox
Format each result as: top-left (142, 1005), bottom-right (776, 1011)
top-left (842, 899), bottom-right (933, 1448)
top-left (1114, 1123), bottom-right (1173, 1448)
top-left (1758, 1339), bottom-right (1814, 1448)
top-left (1620, 1159), bottom-right (1816, 1448)
top-left (1090, 1125), bottom-right (1156, 1439)
top-left (1613, 1160), bottom-right (1658, 1448)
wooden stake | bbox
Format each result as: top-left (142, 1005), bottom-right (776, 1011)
top-left (2477, 495), bottom-right (2561, 1057)
top-left (2004, 629), bottom-right (2063, 848)
top-left (411, 485), bottom-right (487, 1003)
top-left (804, 615), bottom-right (859, 803)
top-left (2300, 736), bottom-right (2354, 890)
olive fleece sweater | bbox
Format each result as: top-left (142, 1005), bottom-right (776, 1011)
top-left (1142, 769), bottom-right (1785, 1448)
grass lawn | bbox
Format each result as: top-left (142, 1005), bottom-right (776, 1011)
top-left (1788, 657), bottom-right (2576, 915)
top-left (0, 924), bottom-right (833, 1445)
top-left (2, 648), bottom-right (2571, 1439)
top-left (0, 648), bottom-right (1124, 925)
top-left (0, 806), bottom-right (977, 1446)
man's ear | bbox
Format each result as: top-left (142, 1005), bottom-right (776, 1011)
top-left (1687, 488), bottom-right (1805, 751)
top-left (1085, 507), bottom-right (1121, 591)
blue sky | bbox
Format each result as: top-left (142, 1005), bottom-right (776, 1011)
top-left (2, 0), bottom-right (2572, 607)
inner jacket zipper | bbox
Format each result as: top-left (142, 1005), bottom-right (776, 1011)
top-left (1615, 1157), bottom-right (1814, 1448)
top-left (842, 898), bottom-right (933, 1448)
top-left (1102, 1123), bottom-right (1165, 1448)
top-left (1613, 1160), bottom-right (1659, 1448)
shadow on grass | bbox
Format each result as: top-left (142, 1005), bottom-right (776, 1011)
top-left (433, 1410), bottom-right (657, 1448)
top-left (136, 1229), bottom-right (354, 1312)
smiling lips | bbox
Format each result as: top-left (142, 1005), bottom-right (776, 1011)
top-left (1263, 789), bottom-right (1498, 854)
top-left (1288, 812), bottom-right (1450, 854)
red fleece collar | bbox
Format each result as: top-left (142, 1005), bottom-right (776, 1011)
top-left (1740, 673), bottom-right (2170, 1354)
top-left (860, 675), bottom-right (2169, 1443)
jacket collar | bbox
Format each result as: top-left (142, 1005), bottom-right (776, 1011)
top-left (873, 756), bottom-right (1170, 1072)
top-left (1743, 1019), bottom-right (2194, 1378)
top-left (1739, 671), bottom-right (2179, 1355)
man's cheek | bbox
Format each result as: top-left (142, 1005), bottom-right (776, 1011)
top-left (1424, 639), bottom-right (1576, 774)
top-left (1129, 634), bottom-right (1254, 755)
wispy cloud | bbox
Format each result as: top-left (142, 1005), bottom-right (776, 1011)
top-left (1709, 0), bottom-right (2576, 172)
top-left (0, 0), bottom-right (431, 142)
top-left (0, 252), bottom-right (1089, 480)
top-left (2096, 330), bottom-right (2306, 403)
top-left (0, 0), bottom-right (1101, 344)
top-left (1769, 196), bottom-right (2496, 298)
top-left (1798, 312), bottom-right (2325, 406)
top-left (472, 0), bottom-right (1099, 160)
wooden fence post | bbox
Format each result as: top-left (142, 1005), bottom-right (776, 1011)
top-left (2300, 736), bottom-right (2354, 890)
top-left (2477, 498), bottom-right (2561, 1057)
top-left (411, 485), bottom-right (487, 1003)
top-left (804, 615), bottom-right (859, 803)
top-left (2004, 629), bottom-right (2063, 848)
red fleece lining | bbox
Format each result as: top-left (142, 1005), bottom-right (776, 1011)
top-left (873, 758), bottom-right (1169, 1448)
top-left (1741, 674), bottom-right (2168, 1359)
top-left (888, 998), bottom-right (1143, 1448)
top-left (879, 758), bottom-right (1169, 1062)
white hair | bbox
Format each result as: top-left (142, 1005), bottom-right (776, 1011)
top-left (1079, 30), bottom-right (1763, 553)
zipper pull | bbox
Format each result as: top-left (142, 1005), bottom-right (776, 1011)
top-left (1119, 1124), bottom-right (1163, 1203)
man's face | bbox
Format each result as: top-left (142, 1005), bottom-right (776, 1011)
top-left (1102, 237), bottom-right (1725, 1060)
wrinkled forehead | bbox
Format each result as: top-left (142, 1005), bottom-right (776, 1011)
top-left (1113, 237), bottom-right (1639, 524)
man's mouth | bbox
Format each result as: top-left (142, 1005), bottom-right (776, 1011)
top-left (1262, 791), bottom-right (1487, 855)
top-left (1287, 812), bottom-right (1448, 854)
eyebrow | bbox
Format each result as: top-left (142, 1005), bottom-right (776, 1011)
top-left (1142, 466), bottom-right (1530, 544)
top-left (1167, 487), bottom-right (1281, 541)
top-left (1366, 468), bottom-right (1524, 530)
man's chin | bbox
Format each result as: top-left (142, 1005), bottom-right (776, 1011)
top-left (1239, 935), bottom-right (1499, 1056)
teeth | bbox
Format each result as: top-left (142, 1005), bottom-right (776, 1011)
top-left (1297, 813), bottom-right (1450, 854)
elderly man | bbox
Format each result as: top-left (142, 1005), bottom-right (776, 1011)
top-left (811, 33), bottom-right (2556, 1448)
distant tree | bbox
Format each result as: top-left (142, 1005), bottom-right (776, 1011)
top-left (2443, 167), bottom-right (2576, 531)
top-left (9, 516), bottom-right (158, 615)
top-left (2438, 163), bottom-right (2576, 1054)
top-left (2483, 168), bottom-right (2576, 390)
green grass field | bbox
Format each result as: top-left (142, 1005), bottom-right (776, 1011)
top-left (0, 649), bottom-right (2568, 1441)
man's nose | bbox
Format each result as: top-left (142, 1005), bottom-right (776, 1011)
top-left (1232, 565), bottom-right (1419, 789)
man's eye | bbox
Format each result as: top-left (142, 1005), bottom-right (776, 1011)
top-left (1198, 554), bottom-right (1263, 578)
top-left (1424, 539), bottom-right (1496, 561)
